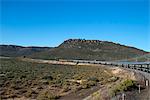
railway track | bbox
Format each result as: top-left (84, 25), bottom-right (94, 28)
top-left (67, 59), bottom-right (150, 73)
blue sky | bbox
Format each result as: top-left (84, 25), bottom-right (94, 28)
top-left (0, 0), bottom-right (150, 51)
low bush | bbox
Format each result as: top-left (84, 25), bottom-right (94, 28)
top-left (0, 58), bottom-right (113, 99)
top-left (111, 79), bottom-right (136, 96)
top-left (37, 91), bottom-right (60, 100)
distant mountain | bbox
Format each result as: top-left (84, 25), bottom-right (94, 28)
top-left (29, 39), bottom-right (148, 61)
top-left (0, 45), bottom-right (51, 57)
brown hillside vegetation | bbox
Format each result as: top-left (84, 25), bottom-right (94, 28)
top-left (30, 39), bottom-right (147, 61)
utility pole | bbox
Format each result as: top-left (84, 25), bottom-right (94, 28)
top-left (146, 80), bottom-right (149, 87)
top-left (138, 84), bottom-right (141, 93)
top-left (122, 93), bottom-right (125, 100)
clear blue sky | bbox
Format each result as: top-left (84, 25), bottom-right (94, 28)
top-left (0, 0), bottom-right (150, 51)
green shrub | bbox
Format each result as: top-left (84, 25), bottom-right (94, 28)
top-left (81, 84), bottom-right (89, 89)
top-left (87, 77), bottom-right (99, 82)
top-left (42, 75), bottom-right (53, 80)
top-left (25, 89), bottom-right (33, 97)
top-left (87, 81), bottom-right (96, 86)
top-left (81, 80), bottom-right (96, 89)
top-left (108, 77), bottom-right (119, 82)
top-left (62, 86), bottom-right (71, 92)
top-left (37, 91), bottom-right (60, 100)
top-left (111, 79), bottom-right (136, 96)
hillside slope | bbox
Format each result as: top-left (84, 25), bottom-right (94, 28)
top-left (29, 39), bottom-right (148, 61)
top-left (0, 45), bottom-right (51, 57)
top-left (125, 53), bottom-right (150, 62)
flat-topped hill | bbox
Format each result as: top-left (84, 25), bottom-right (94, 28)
top-left (29, 39), bottom-right (147, 61)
